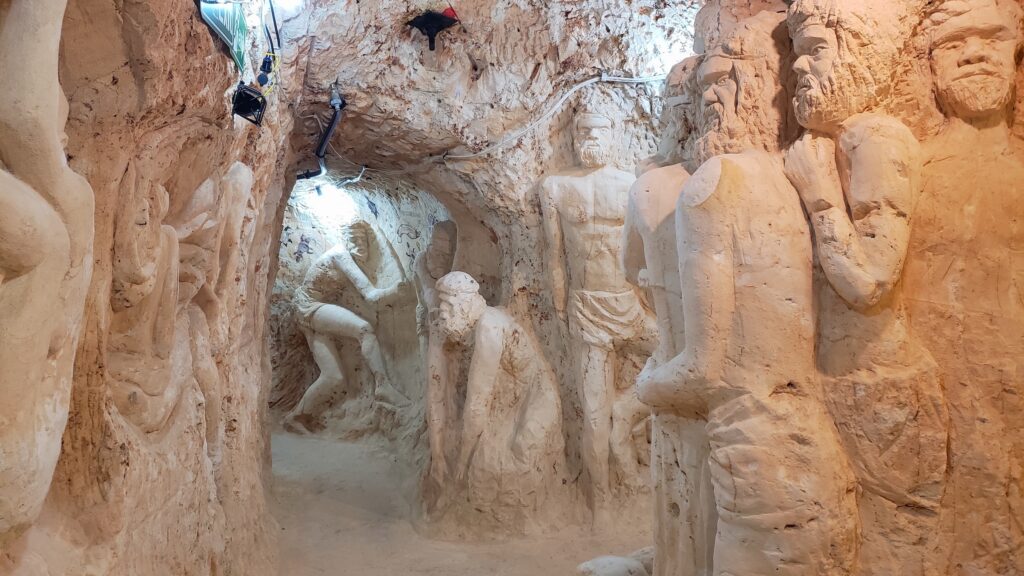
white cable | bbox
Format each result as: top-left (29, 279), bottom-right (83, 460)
top-left (443, 71), bottom-right (666, 161)
top-left (295, 70), bottom-right (665, 171)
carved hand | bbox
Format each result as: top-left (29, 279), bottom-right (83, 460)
top-left (636, 351), bottom-right (710, 411)
top-left (367, 288), bottom-right (386, 303)
top-left (784, 132), bottom-right (845, 213)
top-left (637, 268), bottom-right (651, 289)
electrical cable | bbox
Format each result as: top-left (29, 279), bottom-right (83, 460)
top-left (443, 71), bottom-right (665, 161)
top-left (294, 70), bottom-right (665, 175)
top-left (267, 0), bottom-right (282, 51)
top-left (297, 112), bottom-right (415, 176)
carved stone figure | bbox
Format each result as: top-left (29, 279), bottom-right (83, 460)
top-left (106, 158), bottom-right (253, 459)
top-left (284, 220), bottom-right (408, 433)
top-left (623, 54), bottom-right (718, 576)
top-left (785, 2), bottom-right (949, 573)
top-left (433, 272), bottom-right (565, 532)
top-left (415, 221), bottom-right (460, 487)
top-left (107, 165), bottom-right (181, 432)
top-left (540, 107), bottom-right (656, 520)
top-left (638, 10), bottom-right (859, 575)
top-left (904, 1), bottom-right (1024, 572)
top-left (0, 0), bottom-right (95, 542)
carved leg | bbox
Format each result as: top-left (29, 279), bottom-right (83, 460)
top-left (425, 330), bottom-right (450, 486)
top-left (356, 327), bottom-right (407, 407)
top-left (307, 303), bottom-right (406, 407)
top-left (286, 330), bottom-right (346, 431)
top-left (579, 342), bottom-right (614, 524)
top-left (651, 412), bottom-right (717, 576)
top-left (611, 386), bottom-right (649, 490)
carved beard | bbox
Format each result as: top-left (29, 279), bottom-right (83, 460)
top-left (794, 71), bottom-right (844, 132)
top-left (440, 313), bottom-right (474, 343)
top-left (794, 64), bottom-right (873, 133)
top-left (439, 297), bottom-right (482, 343)
top-left (940, 74), bottom-right (1013, 119)
top-left (692, 102), bottom-right (745, 164)
top-left (577, 144), bottom-right (611, 168)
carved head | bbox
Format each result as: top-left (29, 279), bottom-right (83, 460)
top-left (343, 220), bottom-right (373, 267)
top-left (928, 0), bottom-right (1022, 120)
top-left (425, 221), bottom-right (457, 280)
top-left (788, 0), bottom-right (899, 133)
top-left (659, 55), bottom-right (701, 166)
top-left (436, 272), bottom-right (486, 342)
top-left (573, 110), bottom-right (614, 168)
top-left (690, 11), bottom-right (790, 164)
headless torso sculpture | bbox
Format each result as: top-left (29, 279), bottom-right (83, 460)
top-left (637, 11), bottom-right (859, 575)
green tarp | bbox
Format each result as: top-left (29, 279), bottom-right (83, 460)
top-left (198, 2), bottom-right (248, 71)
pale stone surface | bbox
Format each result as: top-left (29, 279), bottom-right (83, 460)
top-left (283, 220), bottom-right (411, 434)
top-left (904, 1), bottom-right (1024, 573)
top-left (540, 108), bottom-right (658, 523)
top-left (7, 0), bottom-right (1024, 573)
top-left (785, 1), bottom-right (950, 572)
top-left (426, 272), bottom-right (566, 536)
top-left (635, 6), bottom-right (860, 575)
top-left (630, 1), bottom-right (1024, 575)
top-left (2, 0), bottom-right (294, 572)
top-left (0, 0), bottom-right (94, 545)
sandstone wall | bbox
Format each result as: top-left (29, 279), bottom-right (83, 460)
top-left (286, 0), bottom-right (702, 533)
top-left (2, 0), bottom-right (299, 573)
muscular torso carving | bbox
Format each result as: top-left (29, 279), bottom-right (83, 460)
top-left (540, 110), bottom-right (656, 521)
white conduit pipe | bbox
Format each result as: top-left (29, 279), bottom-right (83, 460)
top-left (443, 71), bottom-right (666, 161)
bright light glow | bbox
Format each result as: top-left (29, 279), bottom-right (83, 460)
top-left (656, 47), bottom-right (691, 75)
top-left (650, 37), bottom-right (694, 75)
top-left (272, 0), bottom-right (303, 18)
top-left (292, 181), bottom-right (361, 231)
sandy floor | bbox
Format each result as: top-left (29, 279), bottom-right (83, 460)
top-left (271, 431), bottom-right (650, 576)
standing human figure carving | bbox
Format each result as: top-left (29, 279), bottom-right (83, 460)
top-left (623, 55), bottom-right (718, 576)
top-left (540, 107), bottom-right (656, 522)
top-left (0, 0), bottom-right (95, 543)
top-left (638, 11), bottom-right (859, 575)
top-left (284, 220), bottom-right (408, 433)
top-left (904, 1), bottom-right (1024, 572)
top-left (434, 272), bottom-right (565, 533)
top-left (784, 2), bottom-right (949, 573)
top-left (414, 221), bottom-right (460, 488)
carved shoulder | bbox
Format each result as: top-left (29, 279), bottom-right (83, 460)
top-left (839, 113), bottom-right (921, 165)
top-left (679, 157), bottom-right (726, 208)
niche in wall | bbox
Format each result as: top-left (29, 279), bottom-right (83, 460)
top-left (268, 173), bottom-right (452, 456)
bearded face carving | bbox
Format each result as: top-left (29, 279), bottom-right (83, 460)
top-left (929, 1), bottom-right (1020, 120)
top-left (573, 113), bottom-right (615, 168)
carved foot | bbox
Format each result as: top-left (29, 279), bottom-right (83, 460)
top-left (374, 380), bottom-right (410, 408)
top-left (282, 411), bottom-right (316, 435)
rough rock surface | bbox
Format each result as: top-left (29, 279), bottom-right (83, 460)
top-left (2, 0), bottom-right (296, 573)
top-left (279, 0), bottom-right (702, 536)
top-left (6, 0), bottom-right (1024, 574)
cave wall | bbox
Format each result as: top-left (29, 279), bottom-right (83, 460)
top-left (287, 1), bottom-right (702, 531)
top-left (2, 0), bottom-right (298, 573)
top-left (269, 175), bottom-right (449, 456)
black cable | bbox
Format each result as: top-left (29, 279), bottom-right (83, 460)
top-left (268, 0), bottom-right (283, 50)
top-left (264, 24), bottom-right (276, 55)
